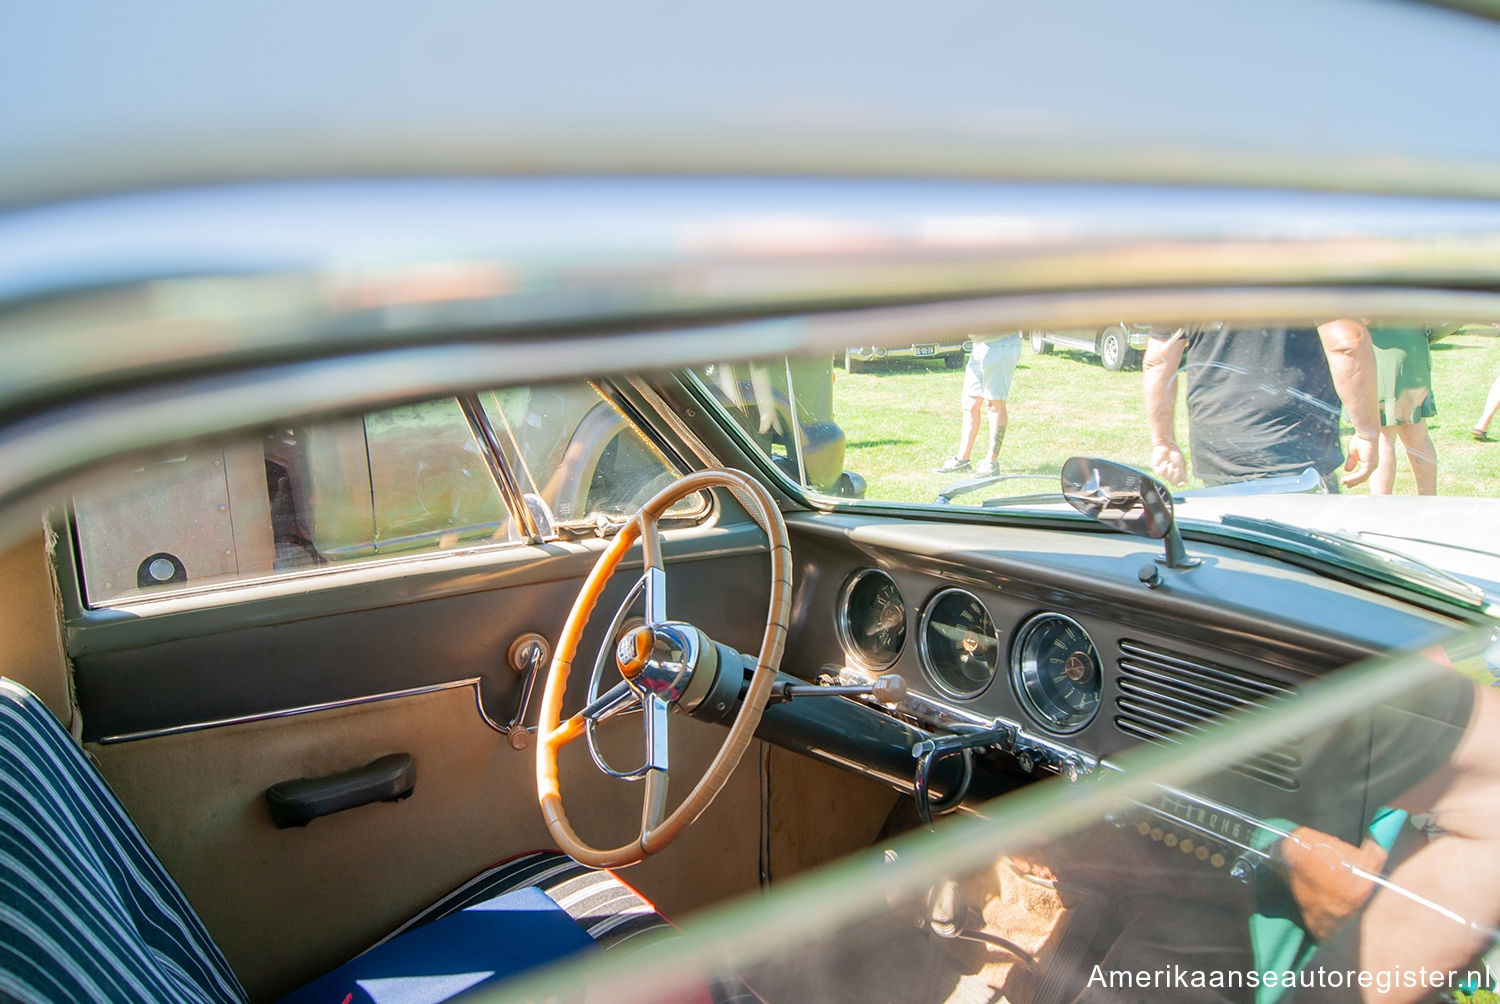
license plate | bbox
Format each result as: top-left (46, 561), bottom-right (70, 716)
top-left (913, 344), bottom-right (936, 356)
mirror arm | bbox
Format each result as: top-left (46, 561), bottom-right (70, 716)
top-left (1158, 525), bottom-right (1201, 570)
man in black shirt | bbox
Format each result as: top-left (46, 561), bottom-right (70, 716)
top-left (1142, 321), bottom-right (1381, 491)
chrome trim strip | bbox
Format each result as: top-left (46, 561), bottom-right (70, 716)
top-left (96, 678), bottom-right (495, 744)
top-left (458, 393), bottom-right (542, 543)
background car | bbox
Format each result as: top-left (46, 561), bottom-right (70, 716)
top-left (843, 338), bottom-right (972, 372)
top-left (1026, 324), bottom-right (1153, 370)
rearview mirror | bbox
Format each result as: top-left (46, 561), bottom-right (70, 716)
top-left (1060, 457), bottom-right (1197, 571)
top-left (1060, 457), bottom-right (1174, 539)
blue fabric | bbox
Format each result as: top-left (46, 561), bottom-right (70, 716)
top-left (279, 885), bottom-right (598, 1004)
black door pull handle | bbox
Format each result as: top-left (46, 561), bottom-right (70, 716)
top-left (265, 753), bottom-right (415, 828)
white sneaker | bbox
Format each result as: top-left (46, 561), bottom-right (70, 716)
top-left (932, 457), bottom-right (971, 474)
top-left (973, 460), bottom-right (998, 476)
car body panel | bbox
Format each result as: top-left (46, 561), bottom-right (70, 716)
top-left (4, 184), bottom-right (1499, 999)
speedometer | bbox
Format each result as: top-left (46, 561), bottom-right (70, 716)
top-left (919, 588), bottom-right (998, 699)
top-left (1011, 613), bottom-right (1102, 732)
top-left (836, 569), bottom-right (906, 669)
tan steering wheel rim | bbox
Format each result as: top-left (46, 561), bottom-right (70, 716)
top-left (535, 468), bottom-right (792, 868)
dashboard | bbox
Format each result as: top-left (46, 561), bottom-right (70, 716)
top-left (841, 566), bottom-right (1100, 730)
top-left (778, 510), bottom-right (1468, 834)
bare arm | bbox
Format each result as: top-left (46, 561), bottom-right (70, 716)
top-left (1142, 333), bottom-right (1188, 484)
top-left (1276, 826), bottom-right (1388, 940)
top-left (1316, 319), bottom-right (1380, 488)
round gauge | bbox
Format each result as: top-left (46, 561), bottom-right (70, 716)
top-left (919, 589), bottom-right (999, 699)
top-left (836, 570), bottom-right (906, 669)
top-left (1011, 613), bottom-right (1103, 733)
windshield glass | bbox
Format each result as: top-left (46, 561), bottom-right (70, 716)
top-left (490, 626), bottom-right (1500, 1004)
top-left (700, 321), bottom-right (1500, 599)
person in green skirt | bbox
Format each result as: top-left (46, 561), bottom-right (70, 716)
top-left (1368, 325), bottom-right (1438, 494)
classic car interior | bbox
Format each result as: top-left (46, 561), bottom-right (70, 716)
top-left (7, 3), bottom-right (1500, 1002)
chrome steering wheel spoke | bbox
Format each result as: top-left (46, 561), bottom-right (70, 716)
top-left (581, 681), bottom-right (637, 724)
top-left (644, 565), bottom-right (668, 626)
top-left (641, 695), bottom-right (672, 831)
top-left (641, 519), bottom-right (667, 626)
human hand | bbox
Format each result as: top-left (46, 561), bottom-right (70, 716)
top-left (1278, 826), bottom-right (1388, 940)
top-left (1151, 443), bottom-right (1186, 486)
top-left (1340, 430), bottom-right (1380, 488)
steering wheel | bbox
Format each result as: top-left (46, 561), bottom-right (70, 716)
top-left (535, 468), bottom-right (791, 868)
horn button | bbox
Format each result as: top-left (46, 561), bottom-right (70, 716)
top-left (616, 622), bottom-right (699, 702)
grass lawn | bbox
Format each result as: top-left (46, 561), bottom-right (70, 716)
top-left (833, 332), bottom-right (1500, 504)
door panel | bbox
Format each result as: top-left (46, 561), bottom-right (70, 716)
top-left (91, 683), bottom-right (767, 1000)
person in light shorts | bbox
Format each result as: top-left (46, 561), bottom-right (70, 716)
top-left (933, 332), bottom-right (1023, 476)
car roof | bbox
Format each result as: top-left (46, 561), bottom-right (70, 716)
top-left (4, 0), bottom-right (1500, 209)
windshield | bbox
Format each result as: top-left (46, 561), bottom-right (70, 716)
top-left (700, 321), bottom-right (1500, 600)
top-left (490, 625), bottom-right (1500, 1004)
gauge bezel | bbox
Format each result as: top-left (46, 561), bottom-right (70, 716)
top-left (917, 587), bottom-right (999, 700)
top-left (1009, 611), bottom-right (1102, 734)
top-left (835, 568), bottom-right (906, 670)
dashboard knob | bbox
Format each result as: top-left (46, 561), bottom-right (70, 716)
top-left (870, 674), bottom-right (907, 707)
top-left (1015, 750), bottom-right (1035, 773)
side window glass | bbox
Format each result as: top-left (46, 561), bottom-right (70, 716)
top-left (365, 400), bottom-right (511, 555)
top-left (72, 383), bottom-right (695, 607)
top-left (74, 398), bottom-right (519, 605)
top-left (479, 384), bottom-right (693, 524)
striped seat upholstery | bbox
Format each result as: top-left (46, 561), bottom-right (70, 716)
top-left (0, 680), bottom-right (701, 1003)
top-left (0, 679), bottom-right (246, 1003)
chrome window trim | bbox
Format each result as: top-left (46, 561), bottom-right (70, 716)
top-left (457, 391), bottom-right (546, 543)
top-left (95, 677), bottom-right (499, 745)
top-left (618, 377), bottom-right (723, 474)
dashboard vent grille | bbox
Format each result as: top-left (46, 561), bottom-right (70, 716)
top-left (1115, 639), bottom-right (1301, 791)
